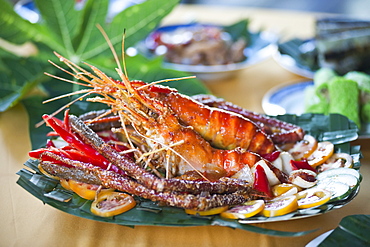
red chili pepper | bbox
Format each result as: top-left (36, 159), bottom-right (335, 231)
top-left (30, 146), bottom-right (126, 175)
top-left (46, 131), bottom-right (60, 137)
top-left (40, 114), bottom-right (127, 175)
top-left (43, 114), bottom-right (109, 165)
top-left (261, 151), bottom-right (281, 162)
top-left (64, 109), bottom-right (71, 133)
top-left (253, 164), bottom-right (272, 198)
top-left (62, 149), bottom-right (126, 175)
top-left (29, 148), bottom-right (73, 167)
top-left (290, 160), bottom-right (316, 173)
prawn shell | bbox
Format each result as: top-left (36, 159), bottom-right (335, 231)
top-left (160, 92), bottom-right (276, 154)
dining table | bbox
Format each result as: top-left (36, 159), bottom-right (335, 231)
top-left (1, 3), bottom-right (369, 247)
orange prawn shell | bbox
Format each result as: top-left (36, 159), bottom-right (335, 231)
top-left (157, 91), bottom-right (276, 154)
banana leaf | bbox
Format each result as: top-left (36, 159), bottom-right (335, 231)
top-left (318, 215), bottom-right (370, 246)
top-left (276, 38), bottom-right (318, 79)
top-left (16, 113), bottom-right (361, 236)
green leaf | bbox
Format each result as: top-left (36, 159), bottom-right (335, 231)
top-left (81, 0), bottom-right (180, 60)
top-left (34, 0), bottom-right (82, 56)
top-left (223, 19), bottom-right (250, 42)
top-left (73, 0), bottom-right (109, 57)
top-left (0, 0), bottom-right (36, 43)
top-left (0, 56), bottom-right (51, 112)
top-left (320, 215), bottom-right (370, 246)
top-left (277, 38), bottom-right (319, 73)
top-left (0, 0), bottom-right (185, 113)
top-left (273, 113), bottom-right (358, 144)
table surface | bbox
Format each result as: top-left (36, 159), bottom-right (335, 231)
top-left (1, 4), bottom-right (369, 247)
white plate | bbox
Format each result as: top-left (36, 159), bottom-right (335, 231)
top-left (262, 80), bottom-right (313, 116)
top-left (138, 24), bottom-right (277, 81)
top-left (273, 38), bottom-right (317, 79)
top-left (273, 50), bottom-right (315, 79)
top-left (306, 230), bottom-right (334, 247)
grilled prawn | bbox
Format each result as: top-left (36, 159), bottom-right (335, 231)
top-left (47, 52), bottom-right (280, 179)
top-left (29, 45), bottom-right (292, 210)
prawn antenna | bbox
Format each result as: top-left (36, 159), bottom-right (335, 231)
top-left (121, 29), bottom-right (128, 78)
top-left (96, 24), bottom-right (123, 76)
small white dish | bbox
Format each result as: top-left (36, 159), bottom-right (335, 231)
top-left (262, 80), bottom-right (313, 116)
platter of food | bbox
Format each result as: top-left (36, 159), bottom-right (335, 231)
top-left (274, 17), bottom-right (370, 78)
top-left (16, 51), bottom-right (362, 235)
top-left (262, 69), bottom-right (370, 138)
top-left (274, 38), bottom-right (317, 79)
top-left (136, 22), bottom-right (277, 81)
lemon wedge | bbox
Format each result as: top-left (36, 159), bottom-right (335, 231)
top-left (261, 195), bottom-right (298, 217)
top-left (307, 141), bottom-right (334, 167)
top-left (185, 206), bottom-right (228, 216)
top-left (297, 188), bottom-right (331, 209)
top-left (271, 183), bottom-right (299, 197)
top-left (221, 200), bottom-right (265, 219)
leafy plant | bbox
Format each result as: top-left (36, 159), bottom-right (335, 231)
top-left (0, 0), bottom-right (208, 108)
top-left (0, 0), bottom-right (209, 147)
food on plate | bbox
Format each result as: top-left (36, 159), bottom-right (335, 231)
top-left (260, 195), bottom-right (298, 217)
top-left (328, 77), bottom-right (360, 127)
top-left (306, 141), bottom-right (334, 167)
top-left (296, 188), bottom-right (331, 209)
top-left (220, 200), bottom-right (265, 219)
top-left (288, 169), bottom-right (317, 188)
top-left (317, 153), bottom-right (353, 172)
top-left (315, 168), bottom-right (360, 201)
top-left (185, 206), bottom-right (229, 216)
top-left (192, 94), bottom-right (305, 144)
top-left (146, 23), bottom-right (247, 66)
top-left (345, 71), bottom-right (370, 123)
top-left (315, 17), bottom-right (370, 74)
top-left (271, 183), bottom-right (299, 197)
top-left (27, 50), bottom-right (360, 219)
top-left (90, 191), bottom-right (136, 217)
top-left (304, 68), bottom-right (370, 128)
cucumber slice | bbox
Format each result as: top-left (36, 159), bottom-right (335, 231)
top-left (314, 181), bottom-right (351, 202)
top-left (316, 168), bottom-right (361, 181)
top-left (317, 173), bottom-right (359, 189)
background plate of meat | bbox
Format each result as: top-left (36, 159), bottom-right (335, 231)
top-left (135, 22), bottom-right (277, 81)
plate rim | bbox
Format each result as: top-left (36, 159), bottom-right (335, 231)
top-left (273, 51), bottom-right (315, 79)
top-left (262, 80), bottom-right (313, 116)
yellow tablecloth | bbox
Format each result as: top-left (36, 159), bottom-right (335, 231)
top-left (1, 4), bottom-right (369, 247)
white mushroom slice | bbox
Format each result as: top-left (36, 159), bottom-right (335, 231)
top-left (251, 160), bottom-right (280, 186)
top-left (317, 153), bottom-right (353, 172)
top-left (288, 134), bottom-right (318, 160)
top-left (231, 164), bottom-right (254, 184)
top-left (271, 156), bottom-right (283, 170)
top-left (289, 169), bottom-right (317, 189)
top-left (280, 152), bottom-right (294, 175)
top-left (51, 137), bottom-right (68, 148)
